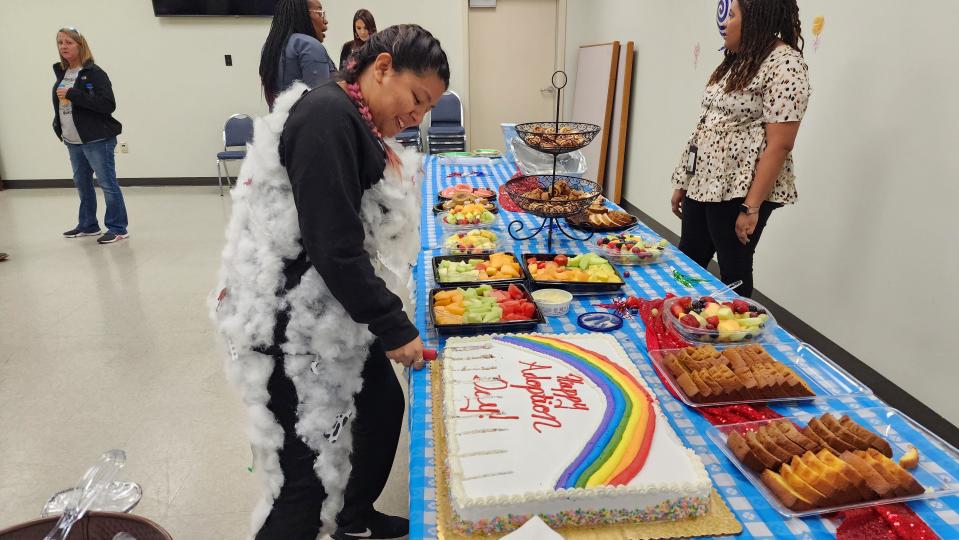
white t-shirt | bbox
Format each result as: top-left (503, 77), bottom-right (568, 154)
top-left (58, 67), bottom-right (82, 144)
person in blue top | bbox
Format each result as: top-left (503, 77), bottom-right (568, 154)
top-left (259, 0), bottom-right (336, 109)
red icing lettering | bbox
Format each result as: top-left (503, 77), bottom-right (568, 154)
top-left (550, 373), bottom-right (589, 411)
top-left (512, 361), bottom-right (563, 432)
top-left (460, 375), bottom-right (519, 421)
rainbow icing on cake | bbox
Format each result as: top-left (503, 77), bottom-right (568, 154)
top-left (442, 333), bottom-right (711, 534)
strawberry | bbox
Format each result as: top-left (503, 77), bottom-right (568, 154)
top-left (538, 262), bottom-right (547, 269)
top-left (670, 303), bottom-right (686, 318)
top-left (553, 254), bottom-right (569, 267)
top-left (680, 314), bottom-right (701, 328)
top-left (678, 296), bottom-right (693, 309)
top-left (706, 324), bottom-right (717, 330)
top-left (706, 316), bottom-right (720, 327)
top-left (527, 258), bottom-right (538, 266)
top-left (732, 299), bottom-right (749, 314)
top-left (701, 296), bottom-right (716, 304)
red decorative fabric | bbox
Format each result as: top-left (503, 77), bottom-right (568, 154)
top-left (836, 504), bottom-right (940, 540)
top-left (498, 172), bottom-right (525, 213)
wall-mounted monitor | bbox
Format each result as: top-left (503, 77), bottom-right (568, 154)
top-left (152, 0), bottom-right (276, 16)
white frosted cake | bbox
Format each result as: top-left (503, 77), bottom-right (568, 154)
top-left (441, 333), bottom-right (712, 535)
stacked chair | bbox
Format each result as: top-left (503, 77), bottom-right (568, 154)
top-left (427, 91), bottom-right (466, 154)
top-left (395, 126), bottom-right (423, 151)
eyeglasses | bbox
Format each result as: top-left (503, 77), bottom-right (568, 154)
top-left (309, 9), bottom-right (326, 18)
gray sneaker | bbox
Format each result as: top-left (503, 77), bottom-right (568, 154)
top-left (63, 227), bottom-right (102, 238)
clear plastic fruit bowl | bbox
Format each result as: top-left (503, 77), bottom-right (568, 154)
top-left (438, 211), bottom-right (499, 232)
top-left (588, 234), bottom-right (670, 265)
top-left (662, 294), bottom-right (776, 343)
top-left (442, 230), bottom-right (499, 256)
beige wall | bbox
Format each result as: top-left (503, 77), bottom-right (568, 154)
top-left (0, 0), bottom-right (468, 180)
top-left (564, 0), bottom-right (959, 425)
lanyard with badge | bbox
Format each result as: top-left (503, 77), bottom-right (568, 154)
top-left (686, 86), bottom-right (724, 175)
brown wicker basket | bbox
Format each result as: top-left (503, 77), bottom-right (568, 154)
top-left (0, 512), bottom-right (172, 540)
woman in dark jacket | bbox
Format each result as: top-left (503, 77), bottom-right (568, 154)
top-left (53, 27), bottom-right (128, 244)
top-left (339, 9), bottom-right (377, 70)
top-left (215, 24), bottom-right (449, 540)
top-left (259, 0), bottom-right (336, 109)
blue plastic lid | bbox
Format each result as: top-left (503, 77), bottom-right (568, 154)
top-left (577, 312), bottom-right (624, 333)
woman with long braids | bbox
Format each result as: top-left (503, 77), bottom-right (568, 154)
top-left (259, 0), bottom-right (335, 109)
top-left (212, 24), bottom-right (448, 540)
top-left (671, 0), bottom-right (810, 297)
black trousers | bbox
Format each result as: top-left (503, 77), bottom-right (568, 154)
top-left (678, 197), bottom-right (779, 298)
top-left (255, 340), bottom-right (405, 540)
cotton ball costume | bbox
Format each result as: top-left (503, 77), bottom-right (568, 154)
top-left (209, 82), bottom-right (422, 538)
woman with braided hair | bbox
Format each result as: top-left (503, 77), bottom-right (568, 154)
top-left (212, 24), bottom-right (449, 540)
top-left (671, 0), bottom-right (810, 297)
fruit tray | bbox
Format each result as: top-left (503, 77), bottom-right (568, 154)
top-left (648, 342), bottom-right (870, 408)
top-left (588, 233), bottom-right (671, 266)
top-left (431, 252), bottom-right (529, 286)
top-left (442, 230), bottom-right (500, 256)
top-left (438, 211), bottom-right (501, 232)
top-left (429, 284), bottom-right (545, 337)
top-left (663, 295), bottom-right (777, 344)
top-left (706, 407), bottom-right (959, 518)
top-left (433, 200), bottom-right (499, 215)
top-left (521, 253), bottom-right (626, 295)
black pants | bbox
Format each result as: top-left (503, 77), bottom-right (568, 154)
top-left (678, 197), bottom-right (779, 298)
top-left (255, 340), bottom-right (405, 540)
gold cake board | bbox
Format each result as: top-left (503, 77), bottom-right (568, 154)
top-left (430, 360), bottom-right (742, 539)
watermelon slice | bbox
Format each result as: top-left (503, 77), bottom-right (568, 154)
top-left (507, 284), bottom-right (524, 300)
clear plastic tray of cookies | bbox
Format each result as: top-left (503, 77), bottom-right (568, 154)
top-left (649, 342), bottom-right (870, 407)
top-left (706, 407), bottom-right (959, 518)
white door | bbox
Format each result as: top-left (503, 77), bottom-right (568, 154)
top-left (468, 0), bottom-right (559, 151)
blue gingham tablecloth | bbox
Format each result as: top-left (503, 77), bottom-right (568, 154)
top-left (407, 155), bottom-right (959, 539)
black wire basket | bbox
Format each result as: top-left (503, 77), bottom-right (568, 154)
top-left (504, 175), bottom-right (601, 218)
top-left (515, 122), bottom-right (601, 155)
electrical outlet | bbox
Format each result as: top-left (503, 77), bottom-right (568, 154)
top-left (119, 142), bottom-right (129, 153)
top-left (225, 54), bottom-right (232, 67)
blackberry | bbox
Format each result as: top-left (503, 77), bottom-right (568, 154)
top-left (691, 300), bottom-right (707, 312)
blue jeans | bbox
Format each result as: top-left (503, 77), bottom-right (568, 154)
top-left (65, 137), bottom-right (128, 235)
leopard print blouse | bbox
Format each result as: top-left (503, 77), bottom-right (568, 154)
top-left (672, 45), bottom-right (810, 204)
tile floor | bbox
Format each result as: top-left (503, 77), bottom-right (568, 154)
top-left (0, 186), bottom-right (409, 539)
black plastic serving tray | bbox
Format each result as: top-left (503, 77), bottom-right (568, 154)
top-left (429, 284), bottom-right (544, 336)
top-left (565, 213), bottom-right (638, 233)
top-left (432, 200), bottom-right (499, 215)
top-left (432, 252), bottom-right (528, 287)
top-left (521, 253), bottom-right (626, 294)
